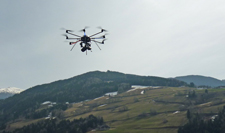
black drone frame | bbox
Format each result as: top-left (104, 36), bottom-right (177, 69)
top-left (63, 27), bottom-right (107, 54)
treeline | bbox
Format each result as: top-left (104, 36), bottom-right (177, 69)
top-left (80, 70), bottom-right (187, 87)
top-left (178, 106), bottom-right (225, 133)
top-left (6, 115), bottom-right (104, 133)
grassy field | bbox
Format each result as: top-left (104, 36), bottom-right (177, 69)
top-left (66, 87), bottom-right (192, 133)
top-left (8, 87), bottom-right (225, 133)
top-left (7, 118), bottom-right (44, 131)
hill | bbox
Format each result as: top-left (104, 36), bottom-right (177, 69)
top-left (175, 75), bottom-right (225, 87)
top-left (7, 86), bottom-right (225, 133)
top-left (0, 87), bottom-right (23, 99)
top-left (0, 70), bottom-right (186, 129)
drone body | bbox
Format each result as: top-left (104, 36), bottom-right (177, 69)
top-left (63, 27), bottom-right (107, 54)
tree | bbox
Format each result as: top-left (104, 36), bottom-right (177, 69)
top-left (179, 106), bottom-right (225, 133)
top-left (188, 91), bottom-right (191, 98)
top-left (205, 89), bottom-right (208, 94)
top-left (190, 82), bottom-right (195, 87)
top-left (11, 114), bottom-right (105, 133)
top-left (187, 109), bottom-right (191, 120)
top-left (192, 90), bottom-right (196, 97)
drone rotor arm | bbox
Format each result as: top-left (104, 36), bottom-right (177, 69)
top-left (66, 32), bottom-right (81, 37)
top-left (69, 40), bottom-right (81, 45)
top-left (66, 37), bottom-right (80, 40)
top-left (91, 37), bottom-right (104, 39)
top-left (91, 33), bottom-right (107, 39)
top-left (92, 40), bottom-right (103, 44)
top-left (89, 31), bottom-right (102, 37)
top-left (92, 39), bottom-right (107, 44)
top-left (70, 40), bottom-right (81, 51)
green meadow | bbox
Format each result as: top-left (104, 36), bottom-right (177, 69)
top-left (9, 87), bottom-right (225, 133)
top-left (63, 87), bottom-right (225, 133)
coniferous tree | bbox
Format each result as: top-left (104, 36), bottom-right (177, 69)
top-left (178, 106), bottom-right (225, 133)
top-left (10, 115), bottom-right (105, 133)
top-left (187, 109), bottom-right (191, 120)
top-left (205, 89), bottom-right (208, 94)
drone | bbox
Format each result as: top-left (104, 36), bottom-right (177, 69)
top-left (62, 27), bottom-right (107, 54)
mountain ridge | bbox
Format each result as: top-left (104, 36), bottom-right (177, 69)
top-left (0, 87), bottom-right (23, 99)
top-left (175, 75), bottom-right (225, 87)
top-left (0, 87), bottom-right (23, 94)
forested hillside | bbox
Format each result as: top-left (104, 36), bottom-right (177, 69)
top-left (0, 70), bottom-right (187, 129)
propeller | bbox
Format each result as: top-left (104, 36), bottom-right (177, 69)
top-left (70, 42), bottom-right (75, 45)
top-left (60, 27), bottom-right (67, 30)
top-left (79, 26), bottom-right (89, 32)
top-left (60, 28), bottom-right (74, 33)
top-left (102, 39), bottom-right (107, 44)
top-left (102, 33), bottom-right (109, 38)
top-left (66, 30), bottom-right (73, 33)
top-left (97, 27), bottom-right (108, 32)
top-left (62, 34), bottom-right (68, 39)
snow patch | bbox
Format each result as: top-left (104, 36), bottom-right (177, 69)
top-left (211, 115), bottom-right (218, 121)
top-left (94, 96), bottom-right (104, 100)
top-left (98, 104), bottom-right (107, 107)
top-left (173, 111), bottom-right (180, 114)
top-left (42, 101), bottom-right (52, 105)
top-left (127, 85), bottom-right (149, 92)
top-left (105, 91), bottom-right (118, 96)
top-left (0, 87), bottom-right (23, 94)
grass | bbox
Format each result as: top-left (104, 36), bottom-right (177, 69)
top-left (67, 87), bottom-right (190, 133)
top-left (8, 87), bottom-right (225, 133)
top-left (8, 118), bottom-right (44, 132)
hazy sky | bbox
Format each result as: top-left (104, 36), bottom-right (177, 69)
top-left (1, 0), bottom-right (225, 89)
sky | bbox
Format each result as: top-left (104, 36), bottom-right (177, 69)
top-left (1, 0), bottom-right (225, 89)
